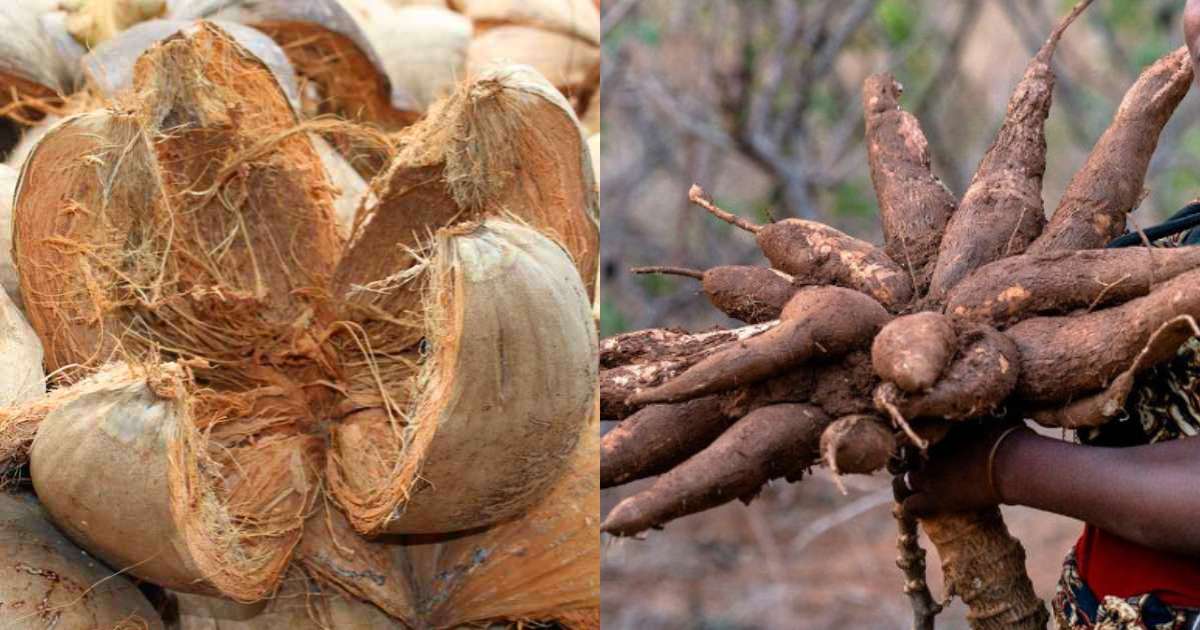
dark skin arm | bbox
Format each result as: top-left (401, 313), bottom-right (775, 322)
top-left (901, 424), bottom-right (1200, 557)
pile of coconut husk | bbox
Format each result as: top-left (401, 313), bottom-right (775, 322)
top-left (600, 1), bottom-right (1200, 628)
top-left (0, 4), bottom-right (598, 628)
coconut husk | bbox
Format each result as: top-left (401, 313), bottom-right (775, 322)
top-left (311, 134), bottom-right (371, 238)
top-left (62, 0), bottom-right (168, 48)
top-left (0, 165), bottom-right (22, 310)
top-left (302, 412), bottom-right (598, 628)
top-left (14, 22), bottom-right (342, 378)
top-left (342, 3), bottom-right (473, 111)
top-left (169, 0), bottom-right (419, 127)
top-left (0, 492), bottom-right (164, 629)
top-left (82, 18), bottom-right (303, 110)
top-left (467, 26), bottom-right (600, 93)
top-left (327, 220), bottom-right (597, 535)
top-left (587, 133), bottom-right (600, 193)
top-left (0, 4), bottom-right (73, 124)
top-left (5, 113), bottom-right (61, 171)
top-left (581, 82), bottom-right (599, 135)
top-left (456, 0), bottom-right (599, 45)
top-left (175, 572), bottom-right (403, 629)
top-left (30, 362), bottom-right (322, 602)
top-left (328, 63), bottom-right (598, 409)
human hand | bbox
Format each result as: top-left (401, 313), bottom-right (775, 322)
top-left (894, 421), bottom-right (1033, 518)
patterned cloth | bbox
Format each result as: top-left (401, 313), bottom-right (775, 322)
top-left (1054, 551), bottom-right (1200, 630)
top-left (1054, 337), bottom-right (1200, 628)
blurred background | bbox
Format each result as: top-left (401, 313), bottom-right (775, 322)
top-left (599, 0), bottom-right (1199, 628)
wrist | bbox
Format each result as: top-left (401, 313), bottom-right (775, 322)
top-left (990, 427), bottom-right (1035, 505)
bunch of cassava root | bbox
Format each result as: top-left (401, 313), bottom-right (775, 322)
top-left (601, 1), bottom-right (1200, 628)
top-left (0, 1), bottom-right (600, 628)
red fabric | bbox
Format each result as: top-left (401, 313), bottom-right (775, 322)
top-left (1075, 525), bottom-right (1200, 608)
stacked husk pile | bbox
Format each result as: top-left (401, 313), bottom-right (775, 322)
top-left (0, 3), bottom-right (598, 627)
top-left (600, 2), bottom-right (1200, 628)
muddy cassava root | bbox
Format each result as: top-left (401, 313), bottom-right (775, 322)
top-left (821, 415), bottom-right (895, 476)
top-left (690, 186), bottom-right (914, 311)
top-left (602, 403), bottom-right (830, 537)
top-left (601, 396), bottom-right (730, 488)
top-left (632, 265), bottom-right (797, 324)
top-left (945, 246), bottom-right (1200, 328)
top-left (863, 74), bottom-right (957, 291)
top-left (1029, 46), bottom-right (1194, 253)
top-left (627, 286), bottom-right (889, 406)
top-left (927, 0), bottom-right (1092, 302)
top-left (872, 312), bottom-right (957, 392)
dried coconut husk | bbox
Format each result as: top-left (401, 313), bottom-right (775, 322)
top-left (0, 289), bottom-right (44, 407)
top-left (304, 412), bottom-right (599, 628)
top-left (467, 26), bottom-right (600, 94)
top-left (311, 134), bottom-right (371, 238)
top-left (581, 84), bottom-right (599, 135)
top-left (13, 22), bottom-right (342, 378)
top-left (82, 18), bottom-right (303, 110)
top-left (328, 63), bottom-right (598, 382)
top-left (0, 165), bottom-right (23, 309)
top-left (0, 492), bottom-right (164, 629)
top-left (62, 0), bottom-right (168, 48)
top-left (327, 220), bottom-right (596, 535)
top-left (175, 573), bottom-right (403, 629)
top-left (588, 133), bottom-right (600, 192)
top-left (456, 0), bottom-right (600, 45)
top-left (30, 362), bottom-right (322, 602)
top-left (340, 2), bottom-right (473, 111)
top-left (170, 0), bottom-right (419, 127)
top-left (0, 4), bottom-right (73, 125)
top-left (396, 416), bottom-right (599, 628)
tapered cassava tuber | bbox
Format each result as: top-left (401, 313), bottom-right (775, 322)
top-left (863, 73), bottom-right (957, 290)
top-left (1029, 46), bottom-right (1193, 253)
top-left (945, 246), bottom-right (1200, 328)
top-left (632, 265), bottom-right (797, 324)
top-left (927, 0), bottom-right (1091, 301)
top-left (601, 396), bottom-right (729, 488)
top-left (691, 186), bottom-right (914, 310)
top-left (627, 286), bottom-right (888, 406)
top-left (603, 403), bottom-right (830, 537)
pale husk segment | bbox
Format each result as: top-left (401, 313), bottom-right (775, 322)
top-left (0, 3), bottom-right (72, 122)
top-left (30, 362), bottom-right (320, 602)
top-left (0, 492), bottom-right (164, 629)
top-left (397, 419), bottom-right (600, 628)
top-left (328, 220), bottom-right (597, 535)
top-left (456, 0), bottom-right (600, 44)
top-left (467, 26), bottom-right (600, 93)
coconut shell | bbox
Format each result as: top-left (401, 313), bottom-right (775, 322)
top-left (4, 114), bottom-right (60, 171)
top-left (0, 493), bottom-right (164, 629)
top-left (30, 362), bottom-right (322, 602)
top-left (341, 2), bottom-right (473, 110)
top-left (327, 220), bottom-right (596, 535)
top-left (467, 25), bottom-right (599, 92)
top-left (14, 22), bottom-right (342, 376)
top-left (175, 575), bottom-right (403, 629)
top-left (83, 19), bottom-right (303, 109)
top-left (456, 0), bottom-right (600, 45)
top-left (170, 0), bottom-right (419, 125)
